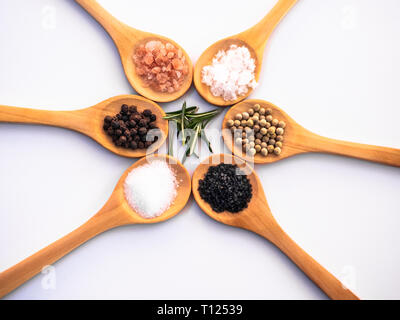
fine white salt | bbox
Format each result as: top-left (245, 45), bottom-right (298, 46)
top-left (124, 160), bottom-right (178, 219)
top-left (201, 44), bottom-right (258, 101)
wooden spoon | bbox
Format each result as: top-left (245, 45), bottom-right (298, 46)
top-left (194, 0), bottom-right (297, 106)
top-left (222, 99), bottom-right (400, 166)
top-left (0, 154), bottom-right (191, 298)
top-left (0, 95), bottom-right (168, 158)
top-left (192, 154), bottom-right (359, 300)
top-left (75, 0), bottom-right (193, 103)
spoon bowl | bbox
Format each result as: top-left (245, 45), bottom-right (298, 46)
top-left (0, 154), bottom-right (191, 297)
top-left (194, 0), bottom-right (297, 106)
top-left (192, 153), bottom-right (359, 300)
top-left (75, 0), bottom-right (193, 103)
top-left (0, 95), bottom-right (168, 158)
top-left (222, 99), bottom-right (400, 166)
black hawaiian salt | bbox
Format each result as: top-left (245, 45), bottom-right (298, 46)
top-left (198, 163), bottom-right (253, 213)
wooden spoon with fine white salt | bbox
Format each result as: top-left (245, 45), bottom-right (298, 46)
top-left (0, 154), bottom-right (191, 298)
top-left (194, 0), bottom-right (298, 106)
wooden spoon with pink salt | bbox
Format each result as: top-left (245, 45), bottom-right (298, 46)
top-left (75, 0), bottom-right (193, 103)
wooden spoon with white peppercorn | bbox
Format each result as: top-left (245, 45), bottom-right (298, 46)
top-left (194, 0), bottom-right (298, 106)
top-left (0, 154), bottom-right (191, 298)
top-left (222, 99), bottom-right (400, 167)
top-left (75, 0), bottom-right (193, 102)
top-left (192, 153), bottom-right (360, 300)
top-left (0, 95), bottom-right (168, 158)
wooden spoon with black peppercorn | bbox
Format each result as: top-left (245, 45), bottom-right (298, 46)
top-left (192, 153), bottom-right (360, 300)
top-left (222, 99), bottom-right (400, 167)
top-left (75, 0), bottom-right (193, 103)
top-left (0, 154), bottom-right (191, 298)
top-left (0, 95), bottom-right (168, 158)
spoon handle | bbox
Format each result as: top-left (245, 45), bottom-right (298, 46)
top-left (242, 0), bottom-right (297, 49)
top-left (75, 0), bottom-right (124, 42)
top-left (258, 224), bottom-right (360, 300)
top-left (306, 133), bottom-right (400, 167)
top-left (0, 208), bottom-right (124, 298)
top-left (0, 104), bottom-right (90, 135)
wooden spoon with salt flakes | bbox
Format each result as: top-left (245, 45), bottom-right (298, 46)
top-left (192, 154), bottom-right (360, 300)
top-left (75, 0), bottom-right (193, 103)
top-left (0, 154), bottom-right (191, 298)
top-left (0, 95), bottom-right (168, 158)
top-left (194, 0), bottom-right (297, 106)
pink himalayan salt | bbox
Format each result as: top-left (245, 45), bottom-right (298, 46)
top-left (133, 40), bottom-right (189, 93)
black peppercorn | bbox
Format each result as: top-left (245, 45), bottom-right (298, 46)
top-left (130, 141), bottom-right (137, 149)
top-left (121, 104), bottom-right (128, 114)
top-left (130, 128), bottom-right (137, 136)
top-left (138, 127), bottom-right (147, 135)
top-left (103, 104), bottom-right (158, 150)
top-left (143, 109), bottom-right (152, 117)
top-left (111, 120), bottom-right (119, 129)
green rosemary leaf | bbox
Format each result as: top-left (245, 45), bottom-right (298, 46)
top-left (200, 128), bottom-right (213, 153)
top-left (181, 101), bottom-right (186, 145)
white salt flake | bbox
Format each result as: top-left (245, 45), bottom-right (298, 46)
top-left (201, 45), bottom-right (258, 101)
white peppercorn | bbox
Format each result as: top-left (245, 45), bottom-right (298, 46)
top-left (248, 109), bottom-right (254, 116)
top-left (235, 113), bottom-right (243, 121)
top-left (278, 121), bottom-right (286, 128)
top-left (245, 127), bottom-right (252, 134)
top-left (276, 127), bottom-right (284, 135)
top-left (255, 138), bottom-right (262, 145)
top-left (268, 126), bottom-right (276, 134)
top-left (268, 139), bottom-right (276, 145)
top-left (261, 142), bottom-right (268, 148)
top-left (261, 148), bottom-right (268, 156)
top-left (255, 145), bottom-right (261, 152)
top-left (260, 128), bottom-right (268, 135)
top-left (276, 135), bottom-right (284, 142)
top-left (254, 104), bottom-right (261, 112)
top-left (275, 141), bottom-right (283, 148)
top-left (248, 148), bottom-right (257, 156)
top-left (274, 147), bottom-right (281, 155)
top-left (227, 120), bottom-right (234, 127)
top-left (266, 115), bottom-right (273, 122)
top-left (234, 120), bottom-right (241, 127)
top-left (242, 112), bottom-right (250, 120)
top-left (272, 119), bottom-right (279, 127)
top-left (259, 108), bottom-right (266, 115)
top-left (267, 145), bottom-right (274, 153)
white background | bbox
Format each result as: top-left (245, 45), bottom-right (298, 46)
top-left (1, 0), bottom-right (400, 300)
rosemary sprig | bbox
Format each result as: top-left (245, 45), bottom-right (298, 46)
top-left (163, 102), bottom-right (221, 163)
